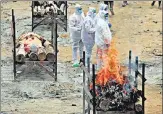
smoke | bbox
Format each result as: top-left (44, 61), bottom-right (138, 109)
top-left (122, 50), bottom-right (140, 88)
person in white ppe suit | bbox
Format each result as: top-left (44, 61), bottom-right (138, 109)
top-left (95, 10), bottom-right (112, 70)
top-left (69, 4), bottom-right (84, 67)
top-left (95, 3), bottom-right (112, 28)
top-left (81, 7), bottom-right (96, 65)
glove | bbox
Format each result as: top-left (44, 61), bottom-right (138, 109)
top-left (108, 23), bottom-right (112, 28)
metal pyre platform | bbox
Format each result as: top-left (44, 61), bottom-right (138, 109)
top-left (11, 4), bottom-right (67, 81)
top-left (80, 51), bottom-right (146, 114)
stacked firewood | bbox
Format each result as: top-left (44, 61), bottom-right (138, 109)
top-left (15, 32), bottom-right (56, 63)
top-left (33, 1), bottom-right (66, 16)
top-left (90, 79), bottom-right (142, 113)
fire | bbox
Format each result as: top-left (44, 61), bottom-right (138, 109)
top-left (96, 39), bottom-right (124, 86)
top-left (88, 40), bottom-right (143, 112)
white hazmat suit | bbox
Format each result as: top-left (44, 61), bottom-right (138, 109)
top-left (69, 4), bottom-right (84, 67)
top-left (95, 10), bottom-right (112, 70)
top-left (95, 3), bottom-right (112, 28)
top-left (81, 7), bottom-right (96, 65)
top-left (95, 3), bottom-right (109, 24)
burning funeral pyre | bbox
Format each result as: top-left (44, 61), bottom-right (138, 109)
top-left (89, 40), bottom-right (143, 113)
top-left (90, 79), bottom-right (142, 112)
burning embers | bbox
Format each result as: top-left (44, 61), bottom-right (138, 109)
top-left (89, 40), bottom-right (143, 113)
top-left (90, 79), bottom-right (142, 112)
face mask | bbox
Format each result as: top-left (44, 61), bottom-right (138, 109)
top-left (93, 13), bottom-right (96, 18)
top-left (91, 9), bottom-right (96, 18)
top-left (93, 9), bottom-right (96, 13)
top-left (76, 7), bottom-right (82, 15)
top-left (105, 13), bottom-right (108, 18)
top-left (78, 9), bottom-right (82, 14)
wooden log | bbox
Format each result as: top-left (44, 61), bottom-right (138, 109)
top-left (16, 44), bottom-right (26, 63)
top-left (28, 52), bottom-right (38, 61)
top-left (44, 40), bottom-right (55, 61)
top-left (45, 6), bottom-right (50, 13)
top-left (41, 7), bottom-right (45, 16)
top-left (46, 45), bottom-right (55, 61)
top-left (28, 44), bottom-right (38, 61)
top-left (37, 47), bottom-right (46, 61)
top-left (34, 6), bottom-right (38, 16)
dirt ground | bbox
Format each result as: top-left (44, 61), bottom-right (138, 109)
top-left (1, 1), bottom-right (162, 114)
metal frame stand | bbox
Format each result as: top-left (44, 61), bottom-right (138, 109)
top-left (135, 56), bottom-right (138, 89)
top-left (83, 51), bottom-right (86, 114)
top-left (31, 1), bottom-right (50, 31)
top-left (65, 1), bottom-right (68, 32)
top-left (11, 8), bottom-right (67, 81)
top-left (80, 50), bottom-right (147, 114)
top-left (92, 64), bottom-right (96, 114)
top-left (12, 9), bottom-right (16, 80)
top-left (31, 1), bottom-right (67, 32)
top-left (87, 57), bottom-right (91, 114)
top-left (130, 50), bottom-right (146, 114)
top-left (142, 63), bottom-right (146, 114)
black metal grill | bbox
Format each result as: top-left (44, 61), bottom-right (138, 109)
top-left (11, 5), bottom-right (67, 81)
top-left (80, 50), bottom-right (146, 114)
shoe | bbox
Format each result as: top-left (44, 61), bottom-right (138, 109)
top-left (72, 63), bottom-right (80, 67)
top-left (72, 60), bottom-right (80, 67)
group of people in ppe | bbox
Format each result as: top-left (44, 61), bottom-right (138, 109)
top-left (69, 3), bottom-right (112, 70)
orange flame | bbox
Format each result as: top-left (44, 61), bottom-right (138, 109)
top-left (95, 39), bottom-right (124, 86)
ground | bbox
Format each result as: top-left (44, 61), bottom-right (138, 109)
top-left (1, 1), bottom-right (162, 114)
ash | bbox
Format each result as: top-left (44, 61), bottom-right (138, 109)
top-left (90, 79), bottom-right (142, 112)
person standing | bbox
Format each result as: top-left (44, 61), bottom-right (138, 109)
top-left (122, 1), bottom-right (129, 7)
top-left (104, 1), bottom-right (115, 15)
top-left (81, 7), bottom-right (96, 65)
top-left (95, 10), bottom-right (112, 70)
top-left (69, 4), bottom-right (84, 67)
top-left (96, 3), bottom-right (108, 20)
top-left (151, 1), bottom-right (162, 9)
top-left (95, 3), bottom-right (112, 28)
